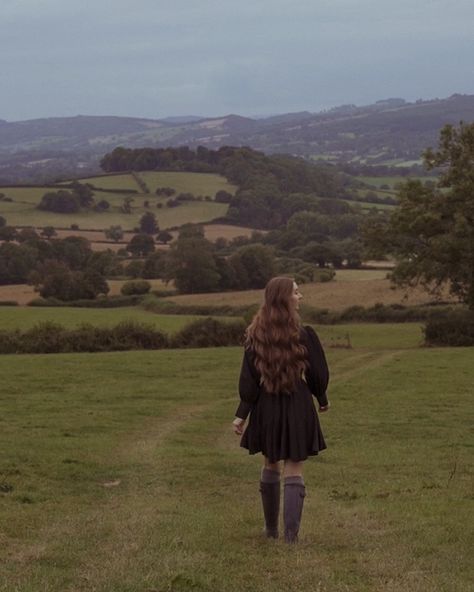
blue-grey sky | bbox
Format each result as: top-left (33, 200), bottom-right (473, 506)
top-left (1, 0), bottom-right (473, 121)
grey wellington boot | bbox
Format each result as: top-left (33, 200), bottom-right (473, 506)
top-left (259, 481), bottom-right (280, 538)
top-left (283, 476), bottom-right (306, 543)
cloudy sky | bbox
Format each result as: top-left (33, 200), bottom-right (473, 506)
top-left (1, 0), bottom-right (473, 121)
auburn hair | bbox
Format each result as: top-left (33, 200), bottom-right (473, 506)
top-left (245, 277), bottom-right (307, 394)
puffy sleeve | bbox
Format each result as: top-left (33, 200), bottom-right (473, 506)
top-left (304, 325), bottom-right (329, 407)
top-left (235, 349), bottom-right (261, 420)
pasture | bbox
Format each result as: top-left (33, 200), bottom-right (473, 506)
top-left (1, 324), bottom-right (472, 591)
top-left (163, 276), bottom-right (455, 311)
top-left (0, 171), bottom-right (234, 231)
top-left (0, 272), bottom-right (454, 309)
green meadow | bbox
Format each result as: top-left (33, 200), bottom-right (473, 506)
top-left (0, 172), bottom-right (234, 230)
top-left (1, 324), bottom-right (473, 592)
top-left (0, 307), bottom-right (237, 333)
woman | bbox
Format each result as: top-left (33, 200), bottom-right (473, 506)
top-left (232, 277), bottom-right (330, 543)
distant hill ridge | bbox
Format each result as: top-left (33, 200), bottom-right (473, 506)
top-left (1, 94), bottom-right (473, 183)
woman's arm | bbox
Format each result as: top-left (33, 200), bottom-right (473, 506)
top-left (304, 325), bottom-right (330, 409)
top-left (234, 349), bottom-right (261, 421)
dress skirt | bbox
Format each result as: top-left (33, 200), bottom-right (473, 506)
top-left (240, 380), bottom-right (326, 463)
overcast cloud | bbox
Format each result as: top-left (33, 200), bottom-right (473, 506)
top-left (1, 0), bottom-right (473, 121)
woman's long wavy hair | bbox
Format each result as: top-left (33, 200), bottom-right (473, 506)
top-left (245, 277), bottom-right (307, 394)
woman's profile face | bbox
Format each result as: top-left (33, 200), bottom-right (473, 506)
top-left (291, 281), bottom-right (302, 310)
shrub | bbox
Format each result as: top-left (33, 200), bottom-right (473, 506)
top-left (110, 321), bottom-right (168, 350)
top-left (0, 330), bottom-right (21, 354)
top-left (171, 317), bottom-right (246, 348)
top-left (120, 280), bottom-right (151, 296)
top-left (20, 322), bottom-right (67, 353)
top-left (424, 311), bottom-right (474, 346)
top-left (0, 300), bottom-right (18, 306)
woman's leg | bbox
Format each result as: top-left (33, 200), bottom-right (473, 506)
top-left (283, 460), bottom-right (306, 543)
top-left (259, 457), bottom-right (281, 538)
top-left (283, 460), bottom-right (303, 477)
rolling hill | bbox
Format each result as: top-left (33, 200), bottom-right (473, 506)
top-left (1, 94), bottom-right (473, 183)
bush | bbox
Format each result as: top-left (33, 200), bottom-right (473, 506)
top-left (424, 311), bottom-right (474, 346)
top-left (171, 317), bottom-right (246, 348)
top-left (0, 330), bottom-right (21, 354)
top-left (0, 300), bottom-right (18, 306)
top-left (20, 322), bottom-right (67, 353)
top-left (120, 280), bottom-right (151, 296)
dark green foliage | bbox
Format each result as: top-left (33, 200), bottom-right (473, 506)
top-left (171, 317), bottom-right (246, 348)
top-left (300, 303), bottom-right (463, 325)
top-left (155, 186), bottom-right (176, 196)
top-left (0, 242), bottom-right (38, 284)
top-left (104, 225), bottom-right (124, 242)
top-left (38, 190), bottom-right (80, 213)
top-left (0, 226), bottom-right (18, 242)
top-left (41, 226), bottom-right (57, 239)
top-left (228, 244), bottom-right (275, 289)
top-left (166, 225), bottom-right (220, 293)
top-left (127, 233), bottom-right (155, 256)
top-left (100, 146), bottom-right (343, 229)
top-left (0, 317), bottom-right (246, 354)
top-left (363, 122), bottom-right (474, 309)
top-left (124, 260), bottom-right (145, 278)
top-left (94, 199), bottom-right (110, 211)
top-left (142, 251), bottom-right (167, 278)
top-left (215, 190), bottom-right (233, 203)
top-left (120, 280), bottom-right (152, 296)
top-left (423, 311), bottom-right (474, 346)
top-left (156, 230), bottom-right (173, 245)
top-left (32, 261), bottom-right (109, 301)
top-left (139, 212), bottom-right (159, 234)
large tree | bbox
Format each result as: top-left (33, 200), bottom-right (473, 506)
top-left (165, 225), bottom-right (220, 293)
top-left (363, 122), bottom-right (474, 309)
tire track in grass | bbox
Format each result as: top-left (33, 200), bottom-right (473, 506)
top-left (71, 400), bottom-right (215, 591)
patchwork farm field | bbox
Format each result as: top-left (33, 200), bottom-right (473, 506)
top-left (0, 171), bottom-right (235, 230)
top-left (0, 271), bottom-right (453, 308)
top-left (1, 324), bottom-right (473, 591)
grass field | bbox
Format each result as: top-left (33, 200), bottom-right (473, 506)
top-left (0, 172), bottom-right (233, 230)
top-left (1, 324), bottom-right (472, 591)
top-left (163, 278), bottom-right (455, 311)
top-left (0, 280), bottom-right (173, 306)
top-left (0, 198), bottom-right (229, 231)
top-left (0, 274), bottom-right (453, 309)
top-left (357, 176), bottom-right (434, 190)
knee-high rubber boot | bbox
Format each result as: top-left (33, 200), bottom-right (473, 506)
top-left (284, 476), bottom-right (306, 543)
top-left (259, 468), bottom-right (280, 539)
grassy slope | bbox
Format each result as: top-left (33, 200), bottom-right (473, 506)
top-left (0, 326), bottom-right (472, 591)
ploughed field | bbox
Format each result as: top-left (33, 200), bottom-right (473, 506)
top-left (1, 324), bottom-right (472, 592)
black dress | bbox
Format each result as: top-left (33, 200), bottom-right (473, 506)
top-left (235, 325), bottom-right (329, 463)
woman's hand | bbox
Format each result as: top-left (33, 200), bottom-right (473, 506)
top-left (319, 402), bottom-right (330, 412)
top-left (232, 417), bottom-right (245, 435)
